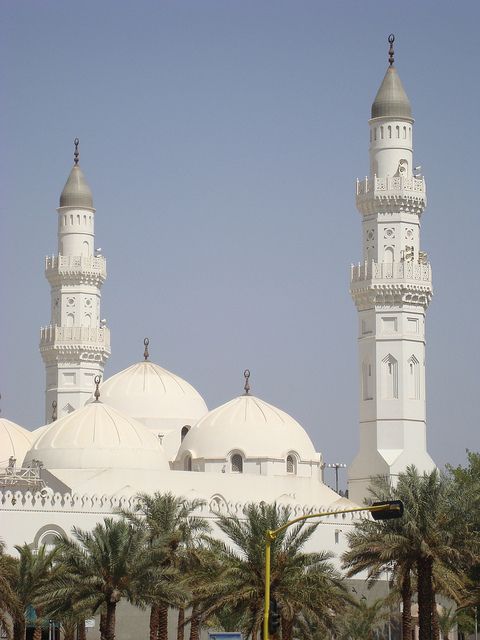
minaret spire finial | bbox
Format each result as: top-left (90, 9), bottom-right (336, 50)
top-left (144, 338), bottom-right (150, 361)
top-left (243, 369), bottom-right (251, 395)
top-left (388, 34), bottom-right (395, 66)
top-left (94, 375), bottom-right (101, 402)
top-left (51, 400), bottom-right (57, 422)
top-left (74, 137), bottom-right (80, 166)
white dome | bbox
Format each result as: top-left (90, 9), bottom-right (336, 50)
top-left (0, 419), bottom-right (33, 467)
top-left (176, 394), bottom-right (318, 462)
top-left (23, 402), bottom-right (169, 471)
top-left (97, 361), bottom-right (208, 425)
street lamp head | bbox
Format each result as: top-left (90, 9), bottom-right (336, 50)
top-left (370, 500), bottom-right (404, 520)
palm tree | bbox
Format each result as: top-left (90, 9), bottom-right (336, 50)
top-left (43, 517), bottom-right (145, 640)
top-left (337, 597), bottom-right (390, 640)
top-left (9, 544), bottom-right (58, 640)
top-left (343, 466), bottom-right (479, 640)
top-left (121, 492), bottom-right (210, 640)
top-left (202, 502), bottom-right (349, 640)
top-left (0, 540), bottom-right (20, 640)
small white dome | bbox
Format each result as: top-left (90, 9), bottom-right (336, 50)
top-left (176, 394), bottom-right (318, 462)
top-left (0, 419), bottom-right (33, 467)
top-left (98, 361), bottom-right (208, 425)
top-left (23, 403), bottom-right (169, 471)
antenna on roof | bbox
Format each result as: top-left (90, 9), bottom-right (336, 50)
top-left (51, 400), bottom-right (57, 422)
top-left (144, 338), bottom-right (150, 361)
top-left (388, 34), bottom-right (395, 66)
top-left (94, 375), bottom-right (101, 402)
top-left (243, 369), bottom-right (251, 395)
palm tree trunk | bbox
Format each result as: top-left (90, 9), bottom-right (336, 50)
top-left (189, 604), bottom-right (200, 640)
top-left (63, 621), bottom-right (75, 640)
top-left (100, 611), bottom-right (107, 640)
top-left (33, 622), bottom-right (42, 640)
top-left (150, 605), bottom-right (160, 640)
top-left (281, 616), bottom-right (293, 640)
top-left (77, 621), bottom-right (87, 640)
top-left (401, 570), bottom-right (413, 640)
top-left (417, 556), bottom-right (434, 640)
top-left (158, 603), bottom-right (169, 640)
top-left (432, 596), bottom-right (439, 640)
top-left (105, 602), bottom-right (117, 640)
top-left (13, 619), bottom-right (25, 640)
top-left (177, 608), bottom-right (185, 640)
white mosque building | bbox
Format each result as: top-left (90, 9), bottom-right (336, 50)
top-left (0, 36), bottom-right (435, 570)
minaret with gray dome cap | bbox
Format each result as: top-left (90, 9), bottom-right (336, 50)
top-left (348, 36), bottom-right (435, 504)
top-left (40, 139), bottom-right (110, 422)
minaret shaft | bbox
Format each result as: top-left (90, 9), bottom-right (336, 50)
top-left (40, 149), bottom-right (110, 422)
top-left (348, 50), bottom-right (435, 504)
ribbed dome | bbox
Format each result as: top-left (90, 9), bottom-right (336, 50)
top-left (176, 394), bottom-right (318, 462)
top-left (98, 361), bottom-right (208, 423)
top-left (59, 165), bottom-right (93, 209)
top-left (371, 66), bottom-right (412, 120)
top-left (0, 419), bottom-right (33, 466)
top-left (23, 403), bottom-right (169, 471)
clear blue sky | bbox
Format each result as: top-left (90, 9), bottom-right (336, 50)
top-left (1, 1), bottom-right (479, 485)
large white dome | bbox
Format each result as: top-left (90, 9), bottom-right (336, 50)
top-left (97, 361), bottom-right (208, 426)
top-left (23, 402), bottom-right (169, 471)
top-left (0, 418), bottom-right (33, 467)
top-left (176, 394), bottom-right (319, 463)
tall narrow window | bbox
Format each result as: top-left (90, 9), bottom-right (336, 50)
top-left (231, 454), bottom-right (243, 473)
top-left (407, 355), bottom-right (420, 399)
top-left (382, 354), bottom-right (398, 399)
top-left (286, 455), bottom-right (297, 474)
top-left (362, 360), bottom-right (373, 400)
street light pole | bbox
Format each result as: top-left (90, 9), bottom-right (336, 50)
top-left (262, 501), bottom-right (404, 640)
top-left (326, 463), bottom-right (347, 493)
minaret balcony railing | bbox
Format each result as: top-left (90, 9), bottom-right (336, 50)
top-left (351, 260), bottom-right (432, 285)
top-left (40, 325), bottom-right (111, 350)
top-left (45, 255), bottom-right (107, 279)
top-left (356, 175), bottom-right (425, 197)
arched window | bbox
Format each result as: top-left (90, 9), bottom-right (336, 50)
top-left (286, 455), bottom-right (297, 474)
top-left (388, 125), bottom-right (392, 138)
top-left (231, 454), bottom-right (243, 473)
top-left (184, 455), bottom-right (192, 471)
top-left (396, 125), bottom-right (400, 138)
top-left (380, 126), bottom-right (384, 139)
top-left (181, 426), bottom-right (190, 442)
top-left (407, 355), bottom-right (420, 399)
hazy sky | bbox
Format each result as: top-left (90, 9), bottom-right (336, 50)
top-left (1, 1), bottom-right (479, 489)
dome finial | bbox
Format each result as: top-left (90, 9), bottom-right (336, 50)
top-left (144, 338), bottom-right (150, 361)
top-left (388, 34), bottom-right (395, 66)
top-left (51, 400), bottom-right (57, 422)
top-left (243, 369), bottom-right (251, 395)
top-left (74, 137), bottom-right (80, 166)
top-left (94, 375), bottom-right (101, 402)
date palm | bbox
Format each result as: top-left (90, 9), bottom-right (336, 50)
top-left (44, 517), bottom-right (145, 640)
top-left (202, 502), bottom-right (349, 640)
top-left (121, 492), bottom-right (210, 640)
top-left (0, 540), bottom-right (21, 640)
top-left (343, 466), bottom-right (478, 640)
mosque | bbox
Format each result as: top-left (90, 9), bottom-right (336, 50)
top-left (0, 36), bottom-right (435, 578)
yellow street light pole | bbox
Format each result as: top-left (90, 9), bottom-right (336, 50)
top-left (262, 500), bottom-right (403, 640)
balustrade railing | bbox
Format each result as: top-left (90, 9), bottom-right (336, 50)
top-left (45, 255), bottom-right (106, 273)
top-left (356, 175), bottom-right (425, 196)
top-left (351, 261), bottom-right (431, 283)
top-left (40, 325), bottom-right (110, 346)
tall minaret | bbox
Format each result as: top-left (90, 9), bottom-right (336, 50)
top-left (40, 139), bottom-right (110, 422)
top-left (348, 36), bottom-right (435, 504)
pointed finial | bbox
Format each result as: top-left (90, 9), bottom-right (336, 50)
top-left (243, 369), bottom-right (251, 395)
top-left (144, 338), bottom-right (150, 361)
top-left (51, 400), bottom-right (57, 422)
top-left (94, 375), bottom-right (101, 401)
top-left (74, 138), bottom-right (80, 165)
top-left (388, 34), bottom-right (395, 66)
